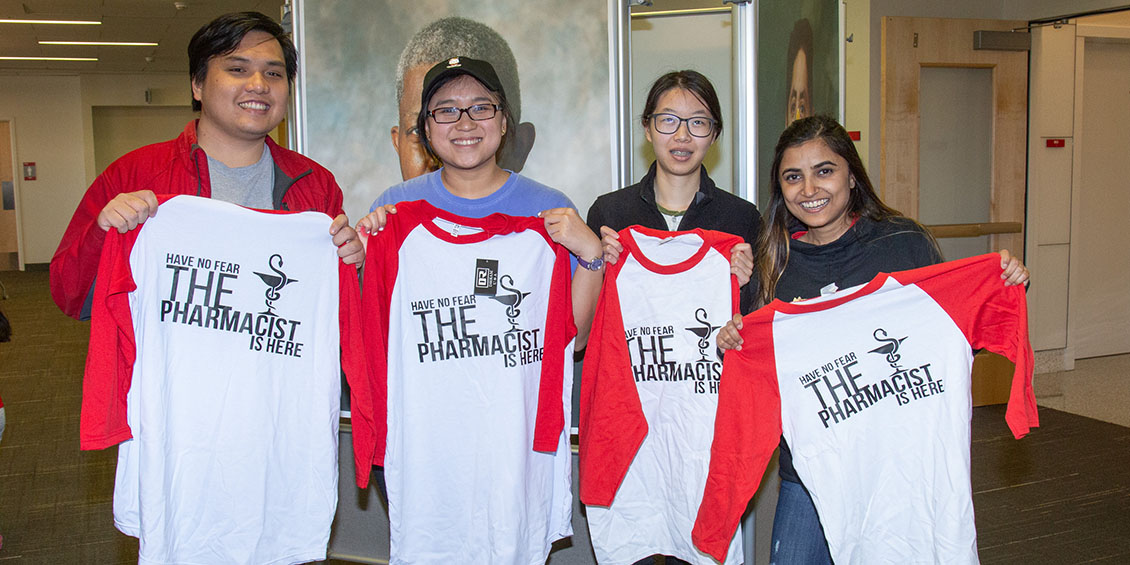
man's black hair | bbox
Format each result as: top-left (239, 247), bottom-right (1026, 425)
top-left (188, 11), bottom-right (297, 111)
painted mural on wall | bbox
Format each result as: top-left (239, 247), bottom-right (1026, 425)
top-left (301, 0), bottom-right (613, 223)
top-left (756, 0), bottom-right (841, 209)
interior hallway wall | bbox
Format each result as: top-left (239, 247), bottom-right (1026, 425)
top-left (0, 72), bottom-right (189, 266)
top-left (0, 75), bottom-right (86, 266)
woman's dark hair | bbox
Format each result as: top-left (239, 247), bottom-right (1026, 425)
top-left (188, 12), bottom-right (298, 112)
top-left (416, 70), bottom-right (515, 166)
top-left (641, 70), bottom-right (723, 140)
top-left (755, 115), bottom-right (917, 306)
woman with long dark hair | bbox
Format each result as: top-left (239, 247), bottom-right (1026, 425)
top-left (718, 115), bottom-right (1028, 564)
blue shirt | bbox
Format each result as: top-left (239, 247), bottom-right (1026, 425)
top-left (373, 169), bottom-right (574, 218)
top-left (373, 168), bottom-right (580, 272)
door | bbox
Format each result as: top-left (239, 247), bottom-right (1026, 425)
top-left (0, 120), bottom-right (19, 270)
top-left (881, 17), bottom-right (1028, 406)
top-left (1074, 35), bottom-right (1130, 358)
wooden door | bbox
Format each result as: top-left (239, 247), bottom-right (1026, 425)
top-left (881, 17), bottom-right (1028, 406)
top-left (0, 120), bottom-right (18, 270)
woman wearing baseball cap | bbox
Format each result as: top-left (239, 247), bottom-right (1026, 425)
top-left (358, 56), bottom-right (603, 344)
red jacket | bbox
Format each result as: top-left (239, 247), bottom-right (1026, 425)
top-left (50, 120), bottom-right (346, 319)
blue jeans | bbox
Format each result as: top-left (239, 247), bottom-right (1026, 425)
top-left (770, 479), bottom-right (833, 565)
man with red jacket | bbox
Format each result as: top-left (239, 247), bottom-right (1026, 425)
top-left (50, 11), bottom-right (363, 319)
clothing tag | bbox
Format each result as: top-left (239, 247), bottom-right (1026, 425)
top-left (474, 259), bottom-right (499, 295)
top-left (820, 282), bottom-right (839, 296)
top-left (432, 217), bottom-right (484, 237)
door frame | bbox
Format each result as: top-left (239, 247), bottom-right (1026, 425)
top-left (0, 117), bottom-right (24, 271)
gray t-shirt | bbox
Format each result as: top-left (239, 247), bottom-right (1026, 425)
top-left (207, 145), bottom-right (274, 209)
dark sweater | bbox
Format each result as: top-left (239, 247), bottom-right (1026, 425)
top-left (586, 162), bottom-right (762, 313)
top-left (776, 215), bottom-right (943, 483)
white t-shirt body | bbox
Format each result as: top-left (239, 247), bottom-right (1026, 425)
top-left (362, 200), bottom-right (576, 565)
top-left (581, 227), bottom-right (742, 565)
top-left (83, 195), bottom-right (353, 565)
top-left (692, 254), bottom-right (1039, 564)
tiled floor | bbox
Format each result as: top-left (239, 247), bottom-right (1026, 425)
top-left (1, 269), bottom-right (1128, 564)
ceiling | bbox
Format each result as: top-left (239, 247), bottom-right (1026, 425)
top-left (0, 0), bottom-right (285, 74)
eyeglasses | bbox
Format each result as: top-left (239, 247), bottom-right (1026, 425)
top-left (427, 104), bottom-right (502, 124)
top-left (648, 113), bottom-right (716, 138)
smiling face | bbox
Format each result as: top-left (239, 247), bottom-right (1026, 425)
top-left (779, 138), bottom-right (856, 244)
top-left (391, 62), bottom-right (440, 180)
top-left (423, 74), bottom-right (505, 174)
top-left (191, 30), bottom-right (288, 146)
top-left (644, 87), bottom-right (716, 180)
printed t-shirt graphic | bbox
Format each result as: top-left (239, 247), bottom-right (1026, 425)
top-left (360, 199), bottom-right (576, 565)
top-left (692, 253), bottom-right (1039, 564)
top-left (79, 195), bottom-right (370, 565)
top-left (579, 227), bottom-right (742, 564)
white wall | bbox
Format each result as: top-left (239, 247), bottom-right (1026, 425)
top-left (0, 72), bottom-right (189, 265)
top-left (93, 106), bottom-right (198, 174)
top-left (0, 75), bottom-right (86, 265)
top-left (79, 73), bottom-right (192, 184)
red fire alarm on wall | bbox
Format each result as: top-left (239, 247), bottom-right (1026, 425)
top-left (23, 162), bottom-right (36, 181)
top-left (1046, 139), bottom-right (1066, 148)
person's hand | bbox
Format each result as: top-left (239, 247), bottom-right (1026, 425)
top-left (97, 190), bottom-right (158, 233)
top-left (331, 214), bottom-right (364, 267)
top-left (716, 313), bottom-right (744, 351)
top-left (599, 226), bottom-right (623, 265)
top-left (730, 243), bottom-right (754, 286)
top-left (355, 204), bottom-right (398, 252)
top-left (998, 249), bottom-right (1030, 287)
top-left (539, 208), bottom-right (602, 264)
top-left (355, 204), bottom-right (398, 236)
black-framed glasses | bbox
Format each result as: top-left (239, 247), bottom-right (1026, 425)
top-left (428, 104), bottom-right (502, 124)
top-left (648, 113), bottom-right (716, 138)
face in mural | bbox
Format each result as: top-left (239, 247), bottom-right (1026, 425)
top-left (787, 47), bottom-right (811, 125)
top-left (391, 63), bottom-right (442, 180)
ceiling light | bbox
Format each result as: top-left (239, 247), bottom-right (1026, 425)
top-left (0, 56), bottom-right (98, 61)
top-left (0, 19), bottom-right (101, 25)
top-left (40, 41), bottom-right (158, 46)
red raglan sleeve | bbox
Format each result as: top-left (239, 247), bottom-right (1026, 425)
top-left (692, 308), bottom-right (783, 562)
top-left (532, 231), bottom-right (577, 452)
top-left (339, 258), bottom-right (375, 488)
top-left (907, 253), bottom-right (1038, 438)
top-left (577, 255), bottom-right (649, 506)
top-left (358, 206), bottom-right (411, 471)
top-left (79, 225), bottom-right (142, 450)
top-left (704, 230), bottom-right (744, 317)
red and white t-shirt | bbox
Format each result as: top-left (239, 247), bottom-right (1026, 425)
top-left (692, 253), bottom-right (1038, 564)
top-left (580, 227), bottom-right (742, 565)
top-left (360, 199), bottom-right (576, 564)
top-left (81, 195), bottom-right (369, 565)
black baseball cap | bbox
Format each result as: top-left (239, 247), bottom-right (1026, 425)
top-left (420, 56), bottom-right (506, 109)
